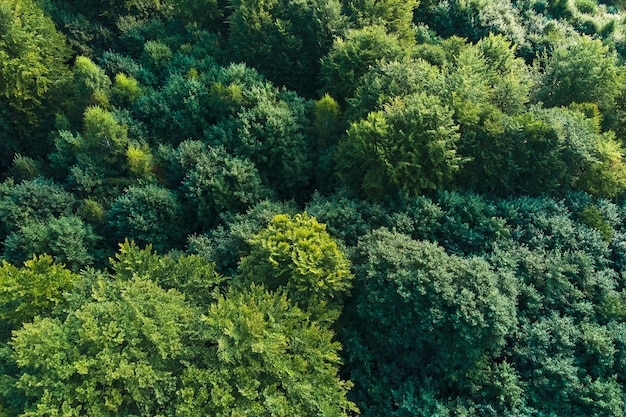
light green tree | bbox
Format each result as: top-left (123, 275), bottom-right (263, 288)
top-left (0, 0), bottom-right (70, 167)
top-left (238, 213), bottom-right (353, 323)
top-left (180, 284), bottom-right (358, 416)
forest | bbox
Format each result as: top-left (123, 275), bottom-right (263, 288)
top-left (3, 0), bottom-right (626, 415)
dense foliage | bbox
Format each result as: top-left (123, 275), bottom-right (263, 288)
top-left (3, 0), bottom-right (626, 414)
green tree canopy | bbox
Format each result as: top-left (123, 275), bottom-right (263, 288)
top-left (538, 35), bottom-right (624, 110)
top-left (227, 0), bottom-right (346, 96)
top-left (238, 213), bottom-right (353, 322)
top-left (320, 25), bottom-right (410, 102)
top-left (344, 228), bottom-right (519, 415)
top-left (186, 284), bottom-right (358, 416)
top-left (0, 0), bottom-right (70, 167)
top-left (107, 184), bottom-right (183, 251)
top-left (336, 92), bottom-right (461, 199)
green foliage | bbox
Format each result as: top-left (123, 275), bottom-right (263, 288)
top-left (0, 177), bottom-right (75, 240)
top-left (336, 92), bottom-right (461, 199)
top-left (107, 184), bottom-right (183, 251)
top-left (11, 276), bottom-right (196, 416)
top-left (187, 199), bottom-right (299, 276)
top-left (538, 35), bottom-right (624, 110)
top-left (111, 240), bottom-right (226, 307)
top-left (72, 56), bottom-right (111, 110)
top-left (0, 255), bottom-right (78, 329)
top-left (209, 88), bottom-right (314, 198)
top-left (342, 0), bottom-right (419, 42)
top-left (239, 213), bottom-right (353, 322)
top-left (4, 215), bottom-right (99, 270)
top-left (181, 145), bottom-right (272, 231)
top-left (347, 57), bottom-right (444, 121)
top-left (169, 0), bottom-right (222, 28)
top-left (125, 142), bottom-right (153, 178)
top-left (0, 0), bottom-right (71, 166)
top-left (320, 25), bottom-right (409, 102)
top-left (190, 284), bottom-right (358, 416)
top-left (110, 73), bottom-right (142, 106)
top-left (577, 131), bottom-right (626, 198)
top-left (312, 93), bottom-right (343, 148)
top-left (344, 228), bottom-right (519, 415)
top-left (227, 0), bottom-right (346, 96)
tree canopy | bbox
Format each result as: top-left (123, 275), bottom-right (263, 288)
top-left (3, 0), bottom-right (626, 415)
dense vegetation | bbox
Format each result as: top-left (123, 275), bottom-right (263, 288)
top-left (3, 0), bottom-right (626, 415)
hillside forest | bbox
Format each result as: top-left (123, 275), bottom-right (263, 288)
top-left (5, 0), bottom-right (626, 415)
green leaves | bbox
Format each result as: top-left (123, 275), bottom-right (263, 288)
top-left (336, 92), bottom-right (461, 199)
top-left (239, 213), bottom-right (353, 322)
top-left (194, 284), bottom-right (357, 416)
top-left (0, 255), bottom-right (78, 329)
top-left (228, 0), bottom-right (346, 96)
top-left (12, 277), bottom-right (195, 416)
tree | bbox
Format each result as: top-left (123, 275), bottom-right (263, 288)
top-left (319, 25), bottom-right (409, 102)
top-left (183, 284), bottom-right (358, 416)
top-left (227, 0), bottom-right (346, 96)
top-left (110, 240), bottom-right (226, 308)
top-left (11, 276), bottom-right (197, 416)
top-left (342, 0), bottom-right (419, 42)
top-left (210, 88), bottom-right (314, 199)
top-left (0, 0), bottom-right (71, 168)
top-left (0, 177), bottom-right (75, 241)
top-left (107, 184), bottom-right (183, 251)
top-left (346, 56), bottom-right (444, 121)
top-left (181, 145), bottom-right (273, 231)
top-left (538, 35), bottom-right (624, 111)
top-left (9, 247), bottom-right (357, 416)
top-left (343, 228), bottom-right (519, 415)
top-left (238, 213), bottom-right (353, 322)
top-left (336, 92), bottom-right (461, 199)
top-left (4, 215), bottom-right (99, 270)
top-left (0, 255), bottom-right (79, 331)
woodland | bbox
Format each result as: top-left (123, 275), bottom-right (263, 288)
top-left (3, 0), bottom-right (626, 415)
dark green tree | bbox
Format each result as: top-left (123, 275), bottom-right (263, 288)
top-left (107, 184), bottom-right (183, 251)
top-left (227, 0), bottom-right (346, 96)
top-left (180, 145), bottom-right (273, 231)
top-left (343, 228), bottom-right (519, 416)
top-left (4, 215), bottom-right (99, 270)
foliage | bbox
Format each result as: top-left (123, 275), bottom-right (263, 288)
top-left (107, 184), bottom-right (183, 251)
top-left (0, 0), bottom-right (71, 167)
top-left (0, 255), bottom-right (78, 329)
top-left (187, 199), bottom-right (299, 276)
top-left (336, 92), bottom-right (461, 199)
top-left (180, 145), bottom-right (272, 231)
top-left (110, 240), bottom-right (226, 308)
top-left (190, 284), bottom-right (358, 416)
top-left (538, 35), bottom-right (624, 110)
top-left (342, 0), bottom-right (419, 42)
top-left (344, 228), bottom-right (519, 415)
top-left (4, 0), bottom-right (626, 415)
top-left (11, 276), bottom-right (197, 416)
top-left (3, 215), bottom-right (99, 270)
top-left (227, 0), bottom-right (346, 96)
top-left (238, 213), bottom-right (353, 322)
top-left (319, 25), bottom-right (410, 102)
